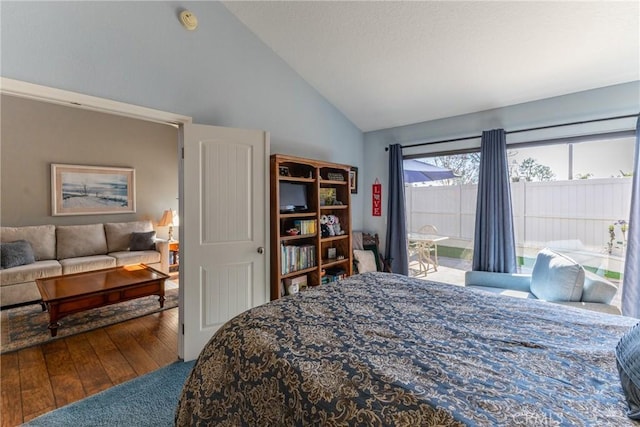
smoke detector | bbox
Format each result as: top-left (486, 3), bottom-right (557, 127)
top-left (179, 10), bottom-right (198, 31)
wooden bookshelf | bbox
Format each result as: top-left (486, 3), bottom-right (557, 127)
top-left (270, 154), bottom-right (353, 300)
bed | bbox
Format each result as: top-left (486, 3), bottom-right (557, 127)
top-left (175, 272), bottom-right (638, 426)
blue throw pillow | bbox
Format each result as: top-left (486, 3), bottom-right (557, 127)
top-left (530, 248), bottom-right (584, 301)
top-left (616, 322), bottom-right (640, 420)
top-left (0, 240), bottom-right (36, 269)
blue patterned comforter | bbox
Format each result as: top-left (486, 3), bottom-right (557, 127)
top-left (176, 272), bottom-right (639, 426)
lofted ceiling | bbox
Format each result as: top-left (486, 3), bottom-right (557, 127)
top-left (222, 1), bottom-right (639, 132)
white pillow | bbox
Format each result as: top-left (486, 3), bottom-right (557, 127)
top-left (530, 248), bottom-right (584, 302)
top-left (354, 249), bottom-right (377, 273)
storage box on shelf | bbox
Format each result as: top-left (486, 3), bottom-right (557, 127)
top-left (270, 154), bottom-right (353, 300)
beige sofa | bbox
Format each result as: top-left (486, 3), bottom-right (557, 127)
top-left (0, 221), bottom-right (169, 307)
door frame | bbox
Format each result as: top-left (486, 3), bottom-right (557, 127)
top-left (1, 77), bottom-right (193, 354)
top-left (0, 78), bottom-right (192, 126)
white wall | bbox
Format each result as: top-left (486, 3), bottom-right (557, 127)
top-left (0, 1), bottom-right (366, 229)
top-left (364, 81), bottom-right (639, 250)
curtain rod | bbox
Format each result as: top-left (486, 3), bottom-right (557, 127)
top-left (385, 112), bottom-right (639, 151)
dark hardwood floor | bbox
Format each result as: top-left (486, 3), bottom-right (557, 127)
top-left (1, 307), bottom-right (179, 426)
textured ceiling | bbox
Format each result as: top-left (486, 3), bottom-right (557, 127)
top-left (223, 1), bottom-right (639, 132)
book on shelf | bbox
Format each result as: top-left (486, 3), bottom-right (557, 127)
top-left (292, 219), bottom-right (316, 235)
top-left (280, 243), bottom-right (316, 275)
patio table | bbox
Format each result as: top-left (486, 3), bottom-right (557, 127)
top-left (408, 233), bottom-right (449, 276)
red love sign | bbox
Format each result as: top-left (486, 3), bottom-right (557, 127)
top-left (372, 179), bottom-right (382, 217)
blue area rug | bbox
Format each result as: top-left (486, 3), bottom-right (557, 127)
top-left (25, 360), bottom-right (195, 427)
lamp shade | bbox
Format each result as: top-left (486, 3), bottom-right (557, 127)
top-left (159, 209), bottom-right (179, 241)
top-left (158, 209), bottom-right (178, 227)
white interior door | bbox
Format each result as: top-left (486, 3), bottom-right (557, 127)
top-left (179, 123), bottom-right (269, 361)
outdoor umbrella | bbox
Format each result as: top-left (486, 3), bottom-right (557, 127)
top-left (403, 159), bottom-right (457, 183)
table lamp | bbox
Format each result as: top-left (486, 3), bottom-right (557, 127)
top-left (158, 209), bottom-right (179, 241)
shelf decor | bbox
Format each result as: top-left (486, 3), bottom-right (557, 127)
top-left (51, 164), bottom-right (135, 216)
top-left (327, 172), bottom-right (345, 181)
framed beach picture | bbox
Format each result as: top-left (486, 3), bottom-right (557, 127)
top-left (51, 164), bottom-right (136, 216)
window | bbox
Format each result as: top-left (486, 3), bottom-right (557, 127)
top-left (507, 136), bottom-right (634, 309)
top-left (405, 135), bottom-right (635, 310)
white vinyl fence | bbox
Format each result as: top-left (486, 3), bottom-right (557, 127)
top-left (406, 177), bottom-right (632, 273)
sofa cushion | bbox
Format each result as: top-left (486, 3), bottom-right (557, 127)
top-left (110, 250), bottom-right (161, 266)
top-left (56, 224), bottom-right (108, 260)
top-left (0, 224), bottom-right (56, 260)
top-left (530, 248), bottom-right (584, 302)
top-left (582, 270), bottom-right (618, 304)
top-left (0, 281), bottom-right (43, 307)
top-left (1, 240), bottom-right (36, 269)
top-left (59, 255), bottom-right (116, 275)
top-left (616, 322), bottom-right (640, 420)
top-left (130, 231), bottom-right (156, 251)
top-left (465, 270), bottom-right (532, 293)
top-left (104, 221), bottom-right (154, 252)
top-left (0, 260), bottom-right (62, 286)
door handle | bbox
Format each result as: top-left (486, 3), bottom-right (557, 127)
top-left (257, 247), bottom-right (265, 254)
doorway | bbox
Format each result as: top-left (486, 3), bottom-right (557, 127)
top-left (1, 77), bottom-right (270, 361)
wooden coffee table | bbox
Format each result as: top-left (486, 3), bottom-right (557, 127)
top-left (36, 264), bottom-right (170, 337)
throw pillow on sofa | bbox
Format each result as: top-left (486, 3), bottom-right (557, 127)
top-left (130, 231), bottom-right (157, 251)
top-left (616, 322), bottom-right (640, 420)
top-left (1, 240), bottom-right (36, 269)
top-left (104, 221), bottom-right (154, 252)
top-left (530, 248), bottom-right (584, 302)
top-left (1, 224), bottom-right (56, 260)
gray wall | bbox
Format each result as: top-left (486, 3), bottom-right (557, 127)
top-left (0, 1), bottom-right (365, 229)
top-left (1, 95), bottom-right (179, 229)
top-left (364, 81), bottom-right (640, 249)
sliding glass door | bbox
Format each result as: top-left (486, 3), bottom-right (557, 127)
top-left (406, 135), bottom-right (635, 310)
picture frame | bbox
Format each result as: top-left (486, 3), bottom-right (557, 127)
top-left (350, 167), bottom-right (358, 194)
top-left (279, 166), bottom-right (290, 177)
top-left (51, 164), bottom-right (136, 216)
top-left (319, 188), bottom-right (337, 206)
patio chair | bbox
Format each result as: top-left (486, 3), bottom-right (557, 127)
top-left (415, 225), bottom-right (440, 274)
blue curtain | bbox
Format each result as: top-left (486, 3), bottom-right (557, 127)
top-left (622, 116), bottom-right (640, 318)
top-left (385, 144), bottom-right (409, 275)
top-left (472, 129), bottom-right (517, 273)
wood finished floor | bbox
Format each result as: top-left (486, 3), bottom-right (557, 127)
top-left (1, 306), bottom-right (179, 426)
